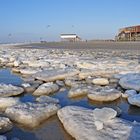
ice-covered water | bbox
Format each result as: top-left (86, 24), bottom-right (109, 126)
top-left (1, 69), bottom-right (140, 140)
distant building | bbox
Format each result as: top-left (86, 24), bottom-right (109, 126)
top-left (116, 25), bottom-right (140, 41)
top-left (60, 34), bottom-right (81, 42)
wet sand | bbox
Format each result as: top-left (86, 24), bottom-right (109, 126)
top-left (15, 41), bottom-right (140, 52)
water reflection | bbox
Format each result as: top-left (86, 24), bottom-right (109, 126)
top-left (6, 116), bottom-right (74, 140)
top-left (89, 98), bottom-right (122, 107)
top-left (128, 106), bottom-right (140, 115)
top-left (34, 116), bottom-right (74, 140)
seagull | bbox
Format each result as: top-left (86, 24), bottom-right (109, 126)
top-left (46, 25), bottom-right (51, 28)
top-left (8, 33), bottom-right (12, 37)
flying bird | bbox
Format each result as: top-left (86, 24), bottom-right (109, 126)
top-left (46, 25), bottom-right (51, 28)
top-left (8, 33), bottom-right (12, 37)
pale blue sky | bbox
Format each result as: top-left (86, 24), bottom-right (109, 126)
top-left (0, 0), bottom-right (140, 43)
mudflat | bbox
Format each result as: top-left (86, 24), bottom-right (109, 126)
top-left (15, 41), bottom-right (140, 52)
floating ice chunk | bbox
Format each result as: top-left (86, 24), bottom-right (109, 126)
top-left (92, 78), bottom-right (109, 86)
top-left (19, 68), bottom-right (40, 75)
top-left (0, 117), bottom-right (13, 133)
top-left (33, 69), bottom-right (79, 82)
top-left (13, 60), bottom-right (21, 67)
top-left (5, 102), bottom-right (60, 128)
top-left (88, 88), bottom-right (121, 102)
top-left (122, 90), bottom-right (137, 98)
top-left (33, 82), bottom-right (59, 96)
top-left (128, 94), bottom-right (140, 107)
top-left (57, 106), bottom-right (140, 140)
top-left (0, 84), bottom-right (24, 97)
top-left (93, 107), bottom-right (117, 122)
top-left (68, 86), bottom-right (92, 98)
top-left (119, 73), bottom-right (140, 91)
top-left (36, 96), bottom-right (59, 104)
top-left (94, 121), bottom-right (103, 130)
top-left (0, 97), bottom-right (20, 111)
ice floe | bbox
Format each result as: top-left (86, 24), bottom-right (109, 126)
top-left (33, 82), bottom-right (59, 96)
top-left (88, 88), bottom-right (122, 102)
top-left (58, 106), bottom-right (140, 140)
top-left (0, 84), bottom-right (24, 97)
top-left (0, 117), bottom-right (13, 133)
top-left (5, 99), bottom-right (60, 128)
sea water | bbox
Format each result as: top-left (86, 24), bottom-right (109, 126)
top-left (0, 69), bottom-right (140, 140)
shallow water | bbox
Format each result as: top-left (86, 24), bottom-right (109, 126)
top-left (0, 69), bottom-right (140, 140)
top-left (0, 69), bottom-right (22, 86)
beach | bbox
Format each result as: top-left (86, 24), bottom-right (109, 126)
top-left (0, 42), bottom-right (140, 139)
top-left (15, 41), bottom-right (140, 51)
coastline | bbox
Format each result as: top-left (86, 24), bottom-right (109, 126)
top-left (10, 41), bottom-right (140, 52)
top-left (0, 42), bottom-right (140, 139)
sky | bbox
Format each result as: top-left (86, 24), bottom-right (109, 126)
top-left (0, 0), bottom-right (140, 43)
